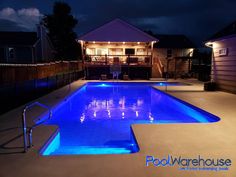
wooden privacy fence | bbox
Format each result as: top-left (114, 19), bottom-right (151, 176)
top-left (0, 61), bottom-right (83, 84)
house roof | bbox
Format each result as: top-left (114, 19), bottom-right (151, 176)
top-left (79, 19), bottom-right (157, 42)
top-left (207, 20), bottom-right (236, 41)
top-left (153, 34), bottom-right (195, 48)
top-left (0, 32), bottom-right (38, 46)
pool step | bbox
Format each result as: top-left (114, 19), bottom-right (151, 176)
top-left (51, 146), bottom-right (134, 155)
top-left (149, 78), bottom-right (165, 81)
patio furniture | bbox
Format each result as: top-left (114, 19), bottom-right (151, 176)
top-left (110, 64), bottom-right (121, 80)
top-left (123, 74), bottom-right (129, 80)
top-left (204, 82), bottom-right (216, 91)
top-left (145, 57), bottom-right (150, 64)
top-left (101, 74), bottom-right (107, 80)
top-left (113, 57), bottom-right (120, 64)
top-left (127, 57), bottom-right (138, 65)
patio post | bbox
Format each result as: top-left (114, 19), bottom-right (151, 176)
top-left (79, 40), bottom-right (85, 68)
top-left (151, 42), bottom-right (154, 66)
top-left (174, 58), bottom-right (177, 80)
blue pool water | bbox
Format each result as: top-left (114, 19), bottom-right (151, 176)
top-left (41, 82), bottom-right (219, 155)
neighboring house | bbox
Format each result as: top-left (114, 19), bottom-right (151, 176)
top-left (78, 18), bottom-right (158, 79)
top-left (0, 25), bottom-right (54, 64)
top-left (205, 21), bottom-right (236, 93)
top-left (153, 34), bottom-right (195, 78)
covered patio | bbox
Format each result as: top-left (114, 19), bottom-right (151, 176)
top-left (78, 19), bottom-right (158, 79)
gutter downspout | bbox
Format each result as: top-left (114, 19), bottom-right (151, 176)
top-left (33, 39), bottom-right (40, 64)
top-left (205, 42), bottom-right (214, 82)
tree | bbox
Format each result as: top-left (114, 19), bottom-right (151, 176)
top-left (42, 2), bottom-right (81, 60)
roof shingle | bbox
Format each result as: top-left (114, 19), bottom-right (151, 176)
top-left (79, 19), bottom-right (157, 42)
top-left (207, 21), bottom-right (236, 41)
top-left (154, 34), bottom-right (195, 48)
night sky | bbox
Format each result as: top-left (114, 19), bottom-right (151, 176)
top-left (1, 0), bottom-right (236, 46)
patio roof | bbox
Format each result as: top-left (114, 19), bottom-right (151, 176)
top-left (78, 19), bottom-right (157, 42)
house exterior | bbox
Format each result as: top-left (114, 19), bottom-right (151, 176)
top-left (205, 21), bottom-right (236, 93)
top-left (0, 25), bottom-right (54, 64)
top-left (78, 19), bottom-right (158, 79)
top-left (153, 35), bottom-right (195, 78)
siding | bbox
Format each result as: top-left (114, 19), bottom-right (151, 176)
top-left (211, 36), bottom-right (236, 93)
top-left (15, 47), bottom-right (33, 63)
top-left (0, 48), bottom-right (4, 62)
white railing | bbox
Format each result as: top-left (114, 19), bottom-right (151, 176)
top-left (22, 101), bottom-right (52, 152)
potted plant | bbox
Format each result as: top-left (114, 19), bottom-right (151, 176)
top-left (123, 73), bottom-right (129, 80)
top-left (204, 81), bottom-right (216, 91)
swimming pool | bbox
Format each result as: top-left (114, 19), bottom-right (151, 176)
top-left (41, 82), bottom-right (220, 155)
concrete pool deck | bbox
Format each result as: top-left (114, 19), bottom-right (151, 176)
top-left (0, 79), bottom-right (235, 177)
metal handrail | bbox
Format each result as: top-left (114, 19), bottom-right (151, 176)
top-left (22, 101), bottom-right (52, 152)
top-left (165, 73), bottom-right (169, 92)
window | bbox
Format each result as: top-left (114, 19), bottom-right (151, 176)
top-left (96, 48), bottom-right (108, 55)
top-left (167, 49), bottom-right (172, 58)
top-left (115, 48), bottom-right (123, 55)
top-left (219, 48), bottom-right (228, 56)
top-left (86, 48), bottom-right (95, 55)
top-left (108, 48), bottom-right (123, 55)
top-left (136, 48), bottom-right (146, 55)
top-left (8, 47), bottom-right (15, 60)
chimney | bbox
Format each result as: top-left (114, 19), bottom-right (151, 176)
top-left (37, 24), bottom-right (44, 39)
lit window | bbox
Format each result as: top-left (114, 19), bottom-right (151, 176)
top-left (86, 48), bottom-right (95, 55)
top-left (96, 48), bottom-right (108, 55)
top-left (219, 48), bottom-right (228, 56)
top-left (137, 48), bottom-right (145, 55)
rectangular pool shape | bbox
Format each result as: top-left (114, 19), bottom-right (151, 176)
top-left (41, 82), bottom-right (220, 155)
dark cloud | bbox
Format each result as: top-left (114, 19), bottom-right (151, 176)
top-left (73, 0), bottom-right (236, 46)
top-left (1, 0), bottom-right (236, 46)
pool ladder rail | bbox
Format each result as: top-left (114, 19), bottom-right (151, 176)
top-left (22, 101), bottom-right (52, 152)
top-left (165, 73), bottom-right (169, 92)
